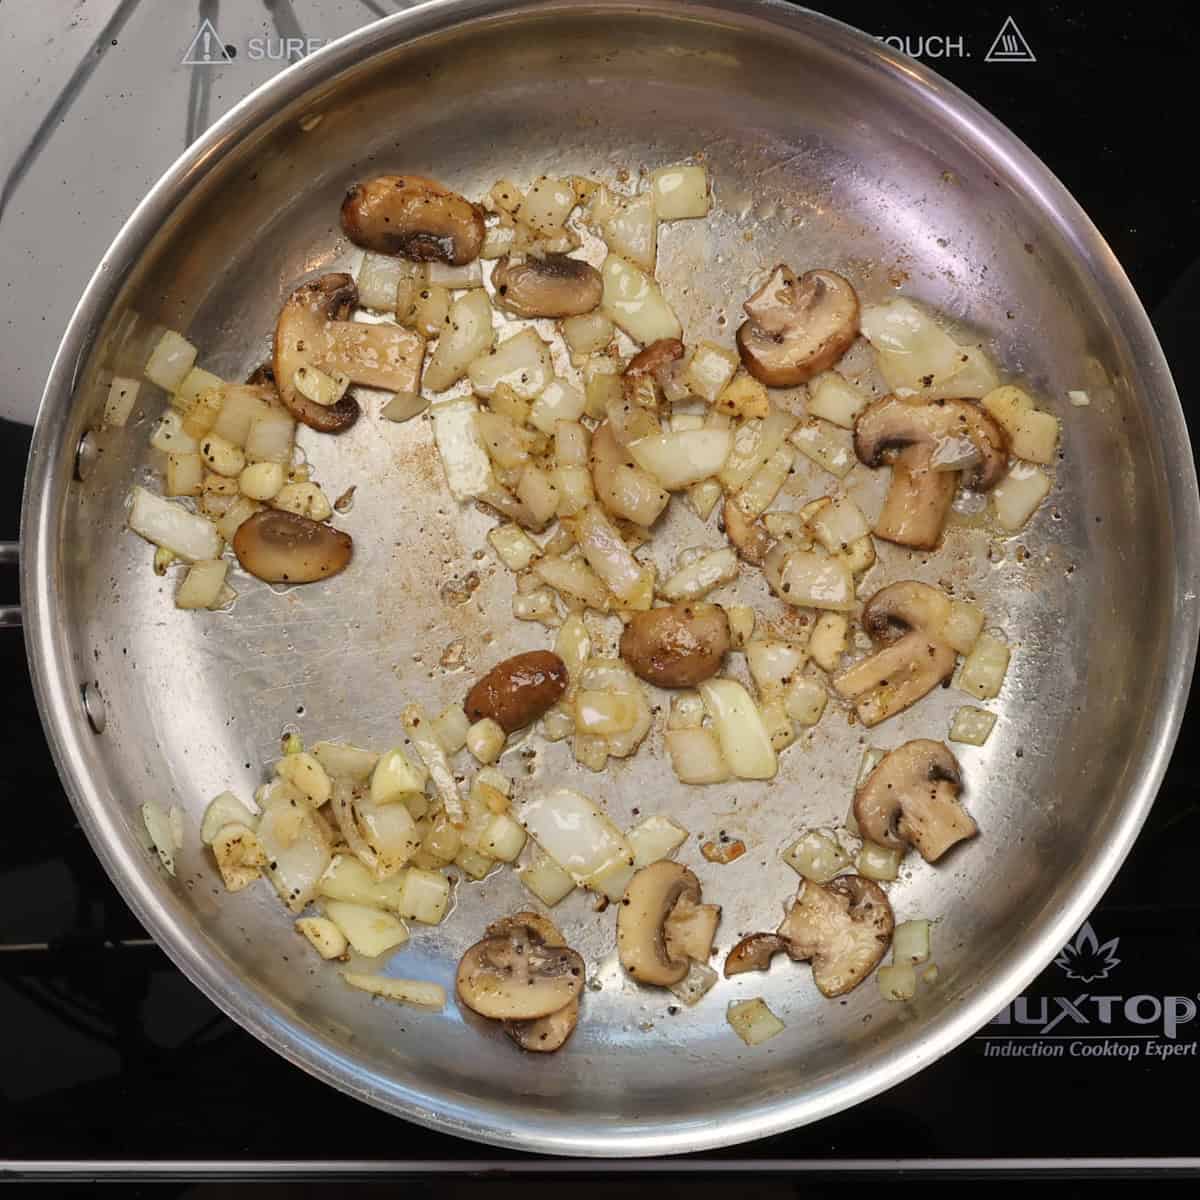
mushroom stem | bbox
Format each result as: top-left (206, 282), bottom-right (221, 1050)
top-left (874, 446), bottom-right (958, 550)
top-left (833, 632), bottom-right (955, 727)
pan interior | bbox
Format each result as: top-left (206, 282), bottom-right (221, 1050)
top-left (31, 2), bottom-right (1189, 1154)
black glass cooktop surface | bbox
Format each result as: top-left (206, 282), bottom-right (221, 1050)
top-left (2, 0), bottom-right (1198, 1182)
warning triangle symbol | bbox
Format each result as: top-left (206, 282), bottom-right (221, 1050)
top-left (182, 18), bottom-right (233, 66)
top-left (985, 16), bottom-right (1036, 63)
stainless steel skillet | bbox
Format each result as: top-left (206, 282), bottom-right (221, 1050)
top-left (20, 0), bottom-right (1200, 1156)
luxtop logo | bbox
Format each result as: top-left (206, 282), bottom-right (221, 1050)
top-left (980, 921), bottom-right (1199, 1061)
top-left (1053, 921), bottom-right (1121, 983)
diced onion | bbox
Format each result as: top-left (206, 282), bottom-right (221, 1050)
top-left (530, 379), bottom-right (586, 435)
top-left (213, 495), bottom-right (262, 543)
top-left (727, 997), bottom-right (785, 1046)
top-left (104, 376), bottom-right (141, 427)
top-left (402, 704), bottom-right (466, 826)
top-left (517, 786), bottom-right (632, 886)
top-left (942, 601), bottom-right (984, 655)
top-left (142, 801), bottom-right (177, 875)
top-left (668, 692), bottom-right (705, 730)
top-left (128, 487), bottom-right (222, 562)
top-left (772, 549), bottom-right (855, 611)
top-left (684, 341), bottom-right (738, 403)
top-left (165, 452), bottom-right (204, 497)
top-left (760, 699), bottom-right (795, 752)
top-left (296, 916), bottom-right (347, 960)
top-left (145, 329), bottom-right (198, 391)
top-left (468, 328), bottom-right (554, 400)
top-left (790, 420), bottom-right (855, 478)
top-left (201, 791), bottom-right (258, 844)
top-left (562, 312), bottom-right (614, 359)
top-left (628, 814), bottom-right (689, 867)
top-left (982, 386), bottom-right (1060, 464)
top-left (715, 372), bottom-right (769, 419)
top-left (521, 175), bottom-right (577, 236)
top-left (423, 289), bottom-right (495, 392)
top-left (949, 704), bottom-right (997, 746)
top-left (698, 678), bottom-right (777, 780)
top-left (574, 504), bottom-right (646, 602)
top-left (323, 900), bottom-right (409, 957)
top-left (958, 633), bottom-right (1010, 699)
top-left (258, 794), bottom-right (332, 912)
top-left (354, 798), bottom-right (421, 878)
top-left (244, 411), bottom-right (296, 465)
top-left (991, 462), bottom-right (1051, 531)
top-left (211, 385), bottom-right (276, 446)
top-left (600, 253), bottom-right (682, 344)
top-left (856, 747), bottom-right (886, 788)
top-left (665, 726), bottom-right (730, 784)
top-left (857, 840), bottom-right (902, 882)
top-left (784, 675), bottom-right (828, 726)
top-left (396, 867), bottom-right (452, 923)
top-left (467, 717), bottom-right (505, 764)
top-left (659, 546), bottom-right (737, 602)
top-left (688, 478), bottom-right (723, 521)
top-left (588, 856), bottom-right (638, 901)
top-left (746, 638), bottom-right (807, 700)
top-left (432, 704), bottom-right (470, 756)
top-left (808, 612), bottom-right (848, 672)
top-left (626, 428), bottom-right (733, 491)
top-left (535, 553), bottom-right (612, 611)
top-left (651, 164), bottom-right (709, 220)
top-left (603, 191), bottom-right (657, 273)
top-left (670, 959), bottom-right (719, 1006)
top-left (1068, 389), bottom-right (1090, 407)
top-left (432, 395), bottom-right (494, 502)
top-left (312, 742), bottom-right (379, 783)
top-left (272, 482), bottom-right (332, 522)
top-left (381, 391), bottom-right (429, 423)
top-left (878, 963), bottom-right (917, 1001)
top-left (427, 259), bottom-right (483, 288)
top-left (808, 496), bottom-right (870, 553)
top-left (239, 461), bottom-right (284, 501)
top-left (370, 747), bottom-right (428, 807)
top-left (150, 409), bottom-right (199, 454)
top-left (894, 919), bottom-right (931, 965)
top-left (342, 972), bottom-right (446, 1009)
top-left (518, 850), bottom-right (577, 906)
top-left (783, 828), bottom-right (851, 882)
top-left (318, 854), bottom-right (408, 910)
top-left (175, 559), bottom-right (228, 610)
top-left (719, 402), bottom-right (798, 493)
top-left (357, 251), bottom-right (419, 310)
top-left (515, 463), bottom-right (560, 527)
top-left (860, 299), bottom-right (962, 391)
top-left (806, 371), bottom-right (866, 428)
top-left (736, 445), bottom-right (794, 518)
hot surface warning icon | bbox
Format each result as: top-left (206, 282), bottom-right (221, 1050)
top-left (985, 16), bottom-right (1036, 64)
top-left (182, 18), bottom-right (233, 66)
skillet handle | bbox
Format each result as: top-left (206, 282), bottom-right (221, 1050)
top-left (0, 542), bottom-right (20, 628)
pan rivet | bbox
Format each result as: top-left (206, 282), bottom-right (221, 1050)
top-left (81, 682), bottom-right (107, 734)
top-left (75, 432), bottom-right (99, 482)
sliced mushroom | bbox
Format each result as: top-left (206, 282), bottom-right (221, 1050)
top-left (273, 273), bottom-right (427, 434)
top-left (492, 254), bottom-right (603, 318)
top-left (232, 510), bottom-right (353, 584)
top-left (273, 274), bottom-right (361, 432)
top-left (723, 496), bottom-right (774, 565)
top-left (855, 739), bottom-right (977, 862)
top-left (625, 337), bottom-right (685, 379)
top-left (617, 861), bottom-right (703, 987)
top-left (456, 924), bottom-right (585, 1021)
top-left (485, 913), bottom-right (582, 1052)
top-left (736, 266), bottom-right (859, 387)
top-left (832, 581), bottom-right (957, 726)
top-left (776, 875), bottom-right (894, 998)
top-left (341, 174), bottom-right (485, 264)
top-left (854, 395), bottom-right (1009, 549)
top-left (505, 999), bottom-right (580, 1053)
top-left (723, 932), bottom-right (789, 977)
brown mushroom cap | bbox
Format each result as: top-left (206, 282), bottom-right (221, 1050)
top-left (492, 254), bottom-right (603, 318)
top-left (619, 603), bottom-right (731, 688)
top-left (341, 174), bottom-right (485, 264)
top-left (456, 926), bottom-right (585, 1021)
top-left (625, 337), bottom-right (686, 379)
top-left (862, 580), bottom-right (952, 642)
top-left (854, 395), bottom-right (1009, 549)
top-left (855, 739), bottom-right (977, 862)
top-left (736, 266), bottom-right (859, 387)
top-left (232, 510), bottom-right (353, 584)
top-left (776, 876), bottom-right (895, 998)
top-left (273, 274), bottom-right (362, 433)
top-left (724, 932), bottom-right (789, 977)
top-left (617, 861), bottom-right (702, 987)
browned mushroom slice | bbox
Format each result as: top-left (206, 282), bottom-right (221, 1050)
top-left (776, 876), bottom-right (894, 998)
top-left (833, 581), bottom-right (957, 726)
top-left (855, 739), bottom-right (977, 862)
top-left (625, 337), bottom-right (686, 379)
top-left (341, 174), bottom-right (485, 264)
top-left (273, 273), bottom-right (425, 433)
top-left (723, 932), bottom-right (789, 977)
top-left (232, 510), bottom-right (353, 584)
top-left (505, 999), bottom-right (580, 1053)
top-left (456, 927), bottom-right (585, 1021)
top-left (492, 254), bottom-right (603, 318)
top-left (722, 496), bottom-right (774, 565)
top-left (854, 395), bottom-right (1009, 549)
top-left (736, 266), bottom-right (859, 387)
top-left (617, 861), bottom-right (703, 987)
top-left (273, 274), bottom-right (361, 432)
